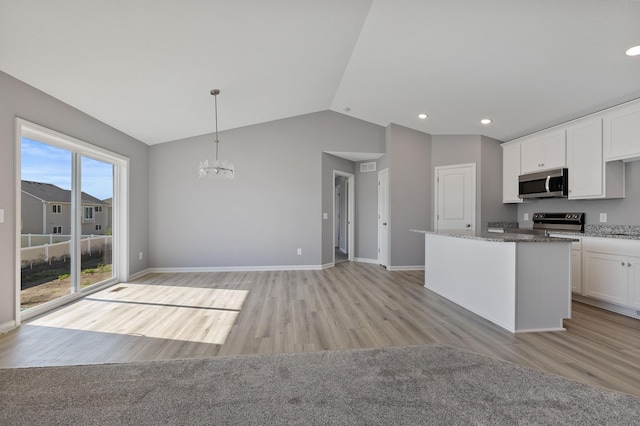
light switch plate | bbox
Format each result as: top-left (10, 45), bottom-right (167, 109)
top-left (323, 212), bottom-right (328, 220)
top-left (0, 209), bottom-right (4, 223)
top-left (523, 213), bottom-right (529, 221)
top-left (599, 213), bottom-right (607, 223)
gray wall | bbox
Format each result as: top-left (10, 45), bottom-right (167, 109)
top-left (481, 136), bottom-right (518, 230)
top-left (0, 70), bottom-right (150, 327)
top-left (149, 111), bottom-right (385, 269)
top-left (517, 160), bottom-right (640, 227)
top-left (386, 124), bottom-right (431, 267)
top-left (354, 160), bottom-right (379, 261)
top-left (432, 134), bottom-right (517, 231)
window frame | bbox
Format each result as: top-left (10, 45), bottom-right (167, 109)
top-left (52, 204), bottom-right (62, 214)
top-left (15, 118), bottom-right (130, 325)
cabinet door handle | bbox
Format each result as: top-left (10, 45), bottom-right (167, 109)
top-left (629, 263), bottom-right (632, 267)
top-left (622, 261), bottom-right (626, 266)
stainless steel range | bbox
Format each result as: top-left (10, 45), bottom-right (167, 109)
top-left (531, 212), bottom-right (585, 233)
top-left (490, 212), bottom-right (585, 236)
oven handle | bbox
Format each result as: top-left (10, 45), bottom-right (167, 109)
top-left (545, 175), bottom-right (551, 193)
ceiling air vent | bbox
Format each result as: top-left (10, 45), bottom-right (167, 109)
top-left (360, 162), bottom-right (377, 173)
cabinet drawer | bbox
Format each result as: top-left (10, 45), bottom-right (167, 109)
top-left (582, 237), bottom-right (640, 257)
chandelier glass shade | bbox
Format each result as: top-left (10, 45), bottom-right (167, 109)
top-left (198, 89), bottom-right (235, 179)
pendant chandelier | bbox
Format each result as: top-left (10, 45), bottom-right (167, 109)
top-left (198, 89), bottom-right (235, 179)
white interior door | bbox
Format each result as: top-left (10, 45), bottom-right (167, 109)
top-left (434, 163), bottom-right (476, 231)
top-left (378, 168), bottom-right (389, 267)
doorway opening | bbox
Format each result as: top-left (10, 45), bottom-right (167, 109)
top-left (333, 171), bottom-right (355, 265)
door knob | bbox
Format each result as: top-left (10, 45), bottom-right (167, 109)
top-left (383, 222), bottom-right (387, 226)
top-left (466, 224), bottom-right (471, 228)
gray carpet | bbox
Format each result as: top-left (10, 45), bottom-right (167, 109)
top-left (1, 344), bottom-right (639, 425)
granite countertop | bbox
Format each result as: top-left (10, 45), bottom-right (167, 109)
top-left (496, 224), bottom-right (640, 241)
top-left (411, 229), bottom-right (579, 243)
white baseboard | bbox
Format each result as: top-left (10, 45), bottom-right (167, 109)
top-left (354, 257), bottom-right (378, 264)
top-left (387, 265), bottom-right (425, 271)
top-left (573, 294), bottom-right (640, 320)
top-left (129, 268), bottom-right (151, 280)
top-left (322, 263), bottom-right (335, 269)
top-left (147, 264), bottom-right (326, 273)
top-left (0, 320), bottom-right (17, 334)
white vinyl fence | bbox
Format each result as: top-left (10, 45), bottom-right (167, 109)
top-left (21, 234), bottom-right (112, 268)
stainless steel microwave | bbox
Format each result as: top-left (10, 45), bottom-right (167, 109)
top-left (518, 168), bottom-right (568, 199)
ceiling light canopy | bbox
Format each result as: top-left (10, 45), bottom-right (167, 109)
top-left (418, 113), bottom-right (428, 119)
top-left (480, 118), bottom-right (492, 125)
top-left (626, 45), bottom-right (640, 56)
top-left (198, 89), bottom-right (235, 180)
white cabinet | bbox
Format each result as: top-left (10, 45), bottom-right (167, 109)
top-left (627, 256), bottom-right (640, 309)
top-left (583, 252), bottom-right (629, 305)
top-left (566, 117), bottom-right (624, 200)
top-left (502, 143), bottom-right (523, 203)
top-left (581, 237), bottom-right (640, 309)
top-left (550, 233), bottom-right (582, 293)
top-left (604, 101), bottom-right (640, 162)
top-left (520, 130), bottom-right (566, 174)
top-left (571, 250), bottom-right (582, 294)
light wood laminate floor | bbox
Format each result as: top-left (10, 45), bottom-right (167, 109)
top-left (1, 262), bottom-right (640, 397)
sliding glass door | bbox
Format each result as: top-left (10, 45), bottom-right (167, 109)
top-left (17, 119), bottom-right (126, 318)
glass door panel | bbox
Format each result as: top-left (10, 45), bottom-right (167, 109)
top-left (80, 156), bottom-right (114, 288)
top-left (20, 138), bottom-right (74, 309)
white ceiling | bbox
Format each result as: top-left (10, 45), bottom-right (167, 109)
top-left (1, 1), bottom-right (639, 146)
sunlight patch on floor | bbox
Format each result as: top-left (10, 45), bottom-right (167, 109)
top-left (28, 284), bottom-right (249, 344)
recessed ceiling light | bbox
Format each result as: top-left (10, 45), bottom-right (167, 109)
top-left (480, 118), bottom-right (492, 125)
top-left (626, 45), bottom-right (640, 56)
top-left (418, 113), bottom-right (428, 119)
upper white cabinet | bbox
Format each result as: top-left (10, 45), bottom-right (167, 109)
top-left (566, 117), bottom-right (624, 200)
top-left (520, 129), bottom-right (566, 174)
top-left (502, 143), bottom-right (523, 203)
top-left (603, 101), bottom-right (640, 162)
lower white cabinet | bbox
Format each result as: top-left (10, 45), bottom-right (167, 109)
top-left (580, 237), bottom-right (640, 309)
top-left (583, 252), bottom-right (629, 305)
top-left (627, 256), bottom-right (640, 309)
top-left (571, 250), bottom-right (582, 293)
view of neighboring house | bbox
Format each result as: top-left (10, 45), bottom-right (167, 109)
top-left (21, 180), bottom-right (112, 236)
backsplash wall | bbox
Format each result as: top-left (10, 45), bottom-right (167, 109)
top-left (517, 161), bottom-right (640, 227)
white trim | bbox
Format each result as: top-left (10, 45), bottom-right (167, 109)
top-left (148, 265), bottom-right (328, 273)
top-left (515, 327), bottom-right (566, 333)
top-left (387, 265), bottom-right (425, 271)
top-left (15, 118), bottom-right (130, 323)
top-left (20, 278), bottom-right (118, 322)
top-left (332, 170), bottom-right (356, 265)
top-left (128, 268), bottom-right (151, 281)
top-left (0, 320), bottom-right (17, 334)
top-left (573, 294), bottom-right (640, 320)
top-left (355, 257), bottom-right (378, 264)
top-left (322, 262), bottom-right (335, 269)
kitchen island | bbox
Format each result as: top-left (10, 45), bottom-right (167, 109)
top-left (413, 230), bottom-right (578, 333)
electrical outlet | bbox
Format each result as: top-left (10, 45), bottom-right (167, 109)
top-left (599, 213), bottom-right (607, 223)
top-left (322, 212), bottom-right (328, 220)
top-left (524, 213), bottom-right (529, 221)
top-left (297, 248), bottom-right (302, 256)
top-left (0, 209), bottom-right (4, 223)
top-left (139, 251), bottom-right (144, 260)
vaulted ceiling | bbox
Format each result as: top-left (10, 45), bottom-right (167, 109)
top-left (1, 1), bottom-right (639, 145)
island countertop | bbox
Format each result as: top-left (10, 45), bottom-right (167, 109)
top-left (410, 229), bottom-right (579, 243)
